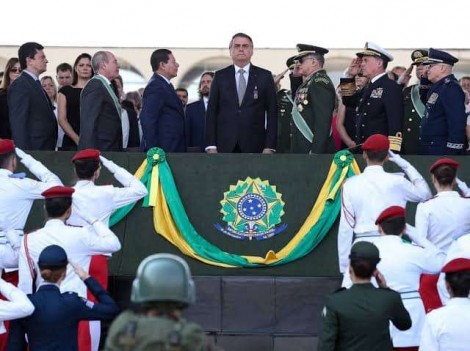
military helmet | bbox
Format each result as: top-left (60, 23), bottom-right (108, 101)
top-left (131, 253), bottom-right (196, 305)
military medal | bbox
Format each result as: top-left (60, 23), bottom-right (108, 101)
top-left (303, 99), bottom-right (309, 105)
top-left (298, 104), bottom-right (303, 112)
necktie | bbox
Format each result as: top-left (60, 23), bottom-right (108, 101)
top-left (238, 69), bottom-right (246, 106)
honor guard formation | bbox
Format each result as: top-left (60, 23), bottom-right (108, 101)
top-left (0, 35), bottom-right (469, 351)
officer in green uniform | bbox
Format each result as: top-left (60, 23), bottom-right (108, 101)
top-left (105, 253), bottom-right (209, 351)
top-left (318, 242), bottom-right (411, 351)
top-left (276, 55), bottom-right (302, 153)
top-left (400, 49), bottom-right (430, 154)
top-left (291, 44), bottom-right (336, 154)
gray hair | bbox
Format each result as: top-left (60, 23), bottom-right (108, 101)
top-left (91, 51), bottom-right (109, 72)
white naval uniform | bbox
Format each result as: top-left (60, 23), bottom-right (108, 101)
top-left (17, 219), bottom-right (121, 297)
top-left (436, 234), bottom-right (470, 305)
top-left (67, 161), bottom-right (147, 227)
top-left (415, 191), bottom-right (470, 251)
top-left (419, 298), bottom-right (470, 351)
top-left (0, 278), bottom-right (34, 334)
top-left (338, 164), bottom-right (432, 275)
top-left (374, 236), bottom-right (445, 347)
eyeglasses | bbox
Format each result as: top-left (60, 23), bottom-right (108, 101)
top-left (10, 68), bottom-right (22, 73)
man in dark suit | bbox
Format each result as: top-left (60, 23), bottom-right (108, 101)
top-left (342, 42), bottom-right (403, 151)
top-left (8, 42), bottom-right (57, 150)
top-left (185, 71), bottom-right (214, 152)
top-left (205, 33), bottom-right (278, 153)
top-left (79, 51), bottom-right (123, 151)
top-left (139, 49), bottom-right (185, 153)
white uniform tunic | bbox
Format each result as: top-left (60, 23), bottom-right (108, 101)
top-left (415, 191), bottom-right (470, 251)
top-left (374, 236), bottom-right (445, 347)
top-left (0, 278), bottom-right (34, 334)
top-left (420, 298), bottom-right (470, 351)
top-left (18, 219), bottom-right (121, 298)
top-left (67, 162), bottom-right (147, 227)
top-left (338, 165), bottom-right (431, 274)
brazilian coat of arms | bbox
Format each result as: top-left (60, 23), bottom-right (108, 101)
top-left (215, 177), bottom-right (287, 240)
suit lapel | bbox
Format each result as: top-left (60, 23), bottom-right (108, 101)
top-left (241, 65), bottom-right (256, 106)
top-left (155, 74), bottom-right (185, 117)
top-left (23, 73), bottom-right (53, 111)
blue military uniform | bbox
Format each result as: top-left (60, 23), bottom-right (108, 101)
top-left (7, 245), bottom-right (119, 351)
top-left (420, 48), bottom-right (466, 155)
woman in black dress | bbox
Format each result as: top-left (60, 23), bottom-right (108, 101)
top-left (57, 53), bottom-right (93, 150)
top-left (0, 58), bottom-right (21, 138)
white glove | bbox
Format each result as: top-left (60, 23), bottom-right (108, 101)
top-left (4, 230), bottom-right (21, 250)
top-left (14, 147), bottom-right (28, 159)
top-left (99, 155), bottom-right (119, 174)
top-left (388, 150), bottom-right (410, 169)
top-left (456, 177), bottom-right (470, 197)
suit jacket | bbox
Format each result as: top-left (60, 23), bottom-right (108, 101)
top-left (79, 78), bottom-right (123, 151)
top-left (185, 99), bottom-right (206, 152)
top-left (7, 72), bottom-right (57, 150)
top-left (139, 74), bottom-right (186, 153)
top-left (205, 64), bottom-right (278, 153)
top-left (343, 73), bottom-right (403, 144)
top-left (8, 277), bottom-right (119, 351)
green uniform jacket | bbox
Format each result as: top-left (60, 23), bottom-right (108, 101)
top-left (317, 283), bottom-right (411, 351)
top-left (105, 310), bottom-right (207, 351)
top-left (277, 89), bottom-right (293, 153)
top-left (292, 69), bottom-right (336, 154)
top-left (402, 84), bottom-right (424, 155)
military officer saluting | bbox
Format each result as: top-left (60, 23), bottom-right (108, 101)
top-left (318, 241), bottom-right (411, 351)
top-left (343, 42), bottom-right (403, 151)
top-left (8, 245), bottom-right (119, 351)
top-left (291, 44), bottom-right (336, 153)
top-left (398, 49), bottom-right (431, 154)
top-left (420, 48), bottom-right (467, 155)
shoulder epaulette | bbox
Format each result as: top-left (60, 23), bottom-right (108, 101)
top-left (333, 287), bottom-right (347, 294)
top-left (423, 195), bottom-right (439, 203)
top-left (66, 224), bottom-right (84, 228)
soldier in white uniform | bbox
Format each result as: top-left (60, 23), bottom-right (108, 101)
top-left (414, 158), bottom-right (470, 312)
top-left (0, 278), bottom-right (34, 334)
top-left (18, 186), bottom-right (121, 296)
top-left (419, 258), bottom-right (470, 351)
top-left (66, 149), bottom-right (146, 351)
top-left (338, 134), bottom-right (432, 285)
top-left (373, 206), bottom-right (445, 350)
top-left (0, 139), bottom-right (62, 267)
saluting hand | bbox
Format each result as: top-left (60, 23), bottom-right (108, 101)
top-left (397, 65), bottom-right (413, 86)
top-left (69, 260), bottom-right (90, 281)
top-left (14, 147), bottom-right (28, 159)
top-left (346, 58), bottom-right (362, 77)
top-left (374, 269), bottom-right (388, 289)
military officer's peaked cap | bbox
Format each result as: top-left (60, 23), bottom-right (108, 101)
top-left (42, 186), bottom-right (75, 199)
top-left (411, 49), bottom-right (429, 65)
top-left (375, 206), bottom-right (405, 225)
top-left (286, 55), bottom-right (297, 69)
top-left (294, 44), bottom-right (329, 60)
top-left (442, 258), bottom-right (470, 273)
top-left (429, 158), bottom-right (459, 173)
top-left (0, 139), bottom-right (15, 154)
top-left (38, 245), bottom-right (68, 268)
top-left (356, 42), bottom-right (394, 62)
top-left (349, 242), bottom-right (380, 262)
top-left (423, 48), bottom-right (459, 66)
top-left (72, 148), bottom-right (101, 162)
top-left (362, 134), bottom-right (390, 151)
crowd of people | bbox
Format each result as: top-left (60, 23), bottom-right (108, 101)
top-left (0, 33), bottom-right (469, 350)
top-left (1, 35), bottom-right (469, 155)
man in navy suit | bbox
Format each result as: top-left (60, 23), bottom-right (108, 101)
top-left (205, 33), bottom-right (278, 153)
top-left (140, 49), bottom-right (186, 153)
top-left (7, 244), bottom-right (119, 351)
top-left (186, 71), bottom-right (214, 152)
top-left (8, 42), bottom-right (57, 150)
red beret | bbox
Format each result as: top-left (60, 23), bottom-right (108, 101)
top-left (375, 206), bottom-right (405, 225)
top-left (362, 134), bottom-right (390, 152)
top-left (72, 149), bottom-right (100, 162)
top-left (41, 186), bottom-right (75, 199)
top-left (429, 158), bottom-right (459, 173)
top-left (0, 139), bottom-right (15, 154)
top-left (442, 258), bottom-right (470, 273)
